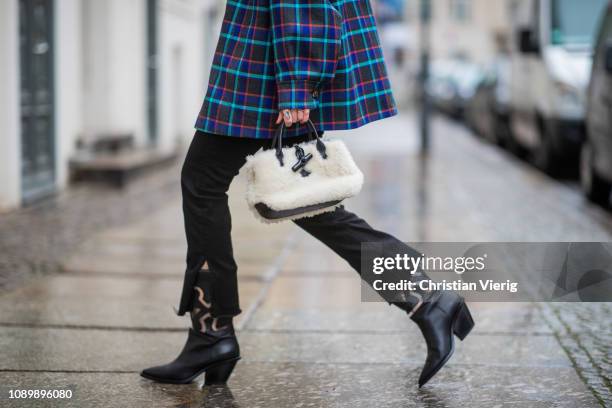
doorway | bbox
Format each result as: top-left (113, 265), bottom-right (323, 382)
top-left (19, 0), bottom-right (56, 203)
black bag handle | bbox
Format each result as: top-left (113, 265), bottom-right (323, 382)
top-left (270, 119), bottom-right (327, 166)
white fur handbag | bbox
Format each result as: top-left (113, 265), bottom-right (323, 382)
top-left (245, 120), bottom-right (363, 223)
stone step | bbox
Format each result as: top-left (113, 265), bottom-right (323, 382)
top-left (70, 148), bottom-right (179, 187)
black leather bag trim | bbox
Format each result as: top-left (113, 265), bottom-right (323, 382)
top-left (254, 200), bottom-right (342, 220)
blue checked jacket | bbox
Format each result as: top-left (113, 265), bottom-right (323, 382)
top-left (195, 0), bottom-right (398, 139)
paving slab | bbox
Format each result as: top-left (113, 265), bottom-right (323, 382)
top-left (75, 237), bottom-right (290, 262)
top-left (258, 276), bottom-right (554, 334)
top-left (0, 275), bottom-right (262, 329)
top-left (278, 250), bottom-right (354, 276)
top-left (94, 214), bottom-right (291, 243)
top-left (63, 255), bottom-right (188, 277)
top-left (0, 371), bottom-right (204, 408)
top-left (260, 276), bottom-right (365, 309)
top-left (0, 327), bottom-right (570, 372)
top-left (63, 255), bottom-right (273, 279)
top-left (238, 331), bottom-right (569, 367)
top-left (0, 362), bottom-right (599, 408)
top-left (244, 302), bottom-right (552, 335)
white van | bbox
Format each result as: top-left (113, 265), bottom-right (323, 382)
top-left (508, 0), bottom-right (607, 175)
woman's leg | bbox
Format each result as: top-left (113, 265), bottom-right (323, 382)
top-left (144, 129), bottom-right (323, 385)
top-left (142, 131), bottom-right (264, 384)
top-left (177, 131), bottom-right (264, 317)
top-left (177, 130), bottom-right (316, 316)
top-left (292, 205), bottom-right (428, 309)
top-left (293, 206), bottom-right (475, 387)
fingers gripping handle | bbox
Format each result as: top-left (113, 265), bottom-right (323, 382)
top-left (271, 120), bottom-right (327, 166)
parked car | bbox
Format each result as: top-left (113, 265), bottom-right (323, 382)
top-left (508, 0), bottom-right (608, 175)
top-left (427, 59), bottom-right (460, 117)
top-left (427, 59), bottom-right (485, 119)
top-left (465, 56), bottom-right (513, 145)
top-left (465, 66), bottom-right (497, 140)
top-left (582, 1), bottom-right (612, 205)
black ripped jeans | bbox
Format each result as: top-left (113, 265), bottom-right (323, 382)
top-left (177, 130), bottom-right (425, 317)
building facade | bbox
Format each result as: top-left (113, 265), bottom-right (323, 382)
top-left (406, 0), bottom-right (513, 64)
top-left (0, 0), bottom-right (222, 210)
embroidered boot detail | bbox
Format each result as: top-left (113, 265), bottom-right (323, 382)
top-left (190, 268), bottom-right (234, 335)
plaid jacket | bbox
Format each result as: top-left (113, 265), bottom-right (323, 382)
top-left (195, 0), bottom-right (397, 139)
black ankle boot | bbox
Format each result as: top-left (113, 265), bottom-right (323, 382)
top-left (399, 291), bottom-right (474, 387)
top-left (141, 270), bottom-right (240, 385)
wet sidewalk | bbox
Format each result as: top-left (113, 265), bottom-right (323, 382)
top-left (1, 112), bottom-right (610, 407)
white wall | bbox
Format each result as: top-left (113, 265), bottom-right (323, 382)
top-left (407, 0), bottom-right (512, 65)
top-left (109, 0), bottom-right (147, 146)
top-left (81, 0), bottom-right (147, 146)
top-left (0, 0), bottom-right (21, 210)
top-left (56, 0), bottom-right (84, 189)
top-left (158, 0), bottom-right (218, 150)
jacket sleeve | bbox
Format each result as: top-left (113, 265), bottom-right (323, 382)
top-left (270, 0), bottom-right (343, 110)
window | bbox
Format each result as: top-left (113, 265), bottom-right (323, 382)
top-left (450, 0), bottom-right (471, 22)
top-left (551, 0), bottom-right (607, 46)
top-left (593, 7), bottom-right (612, 70)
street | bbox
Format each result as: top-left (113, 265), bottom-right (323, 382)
top-left (0, 111), bottom-right (610, 407)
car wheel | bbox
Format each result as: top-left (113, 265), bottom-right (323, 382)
top-left (533, 120), bottom-right (562, 177)
top-left (580, 141), bottom-right (611, 205)
top-left (506, 113), bottom-right (528, 158)
top-left (492, 113), bottom-right (508, 146)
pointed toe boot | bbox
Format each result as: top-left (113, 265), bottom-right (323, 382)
top-left (141, 269), bottom-right (240, 385)
top-left (140, 328), bottom-right (240, 385)
top-left (410, 291), bottom-right (475, 387)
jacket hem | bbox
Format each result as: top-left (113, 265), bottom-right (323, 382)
top-left (195, 106), bottom-right (398, 139)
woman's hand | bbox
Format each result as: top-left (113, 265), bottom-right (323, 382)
top-left (276, 109), bottom-right (310, 127)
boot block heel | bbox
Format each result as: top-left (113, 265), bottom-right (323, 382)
top-left (452, 302), bottom-right (474, 341)
top-left (205, 358), bottom-right (240, 385)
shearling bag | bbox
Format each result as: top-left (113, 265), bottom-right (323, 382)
top-left (245, 120), bottom-right (363, 223)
